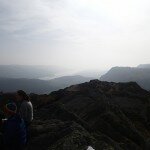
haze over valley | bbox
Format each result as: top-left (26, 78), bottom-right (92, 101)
top-left (0, 64), bottom-right (150, 93)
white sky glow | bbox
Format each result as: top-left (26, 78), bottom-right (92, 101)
top-left (0, 0), bottom-right (150, 70)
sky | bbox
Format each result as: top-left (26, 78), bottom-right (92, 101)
top-left (0, 0), bottom-right (150, 70)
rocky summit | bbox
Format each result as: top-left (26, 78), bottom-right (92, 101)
top-left (1, 80), bottom-right (150, 150)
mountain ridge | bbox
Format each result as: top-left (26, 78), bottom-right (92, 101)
top-left (1, 80), bottom-right (150, 149)
top-left (100, 66), bottom-right (150, 90)
top-left (137, 64), bottom-right (150, 69)
top-left (32, 80), bottom-right (150, 149)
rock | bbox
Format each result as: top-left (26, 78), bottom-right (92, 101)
top-left (87, 146), bottom-right (95, 150)
top-left (1, 80), bottom-right (150, 150)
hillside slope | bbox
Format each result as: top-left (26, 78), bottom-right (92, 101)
top-left (100, 67), bottom-right (150, 90)
top-left (138, 64), bottom-right (150, 69)
top-left (0, 80), bottom-right (150, 150)
top-left (23, 80), bottom-right (150, 150)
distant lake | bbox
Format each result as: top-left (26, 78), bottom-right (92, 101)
top-left (38, 70), bottom-right (79, 80)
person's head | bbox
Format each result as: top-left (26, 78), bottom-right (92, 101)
top-left (4, 103), bottom-right (17, 117)
top-left (16, 90), bottom-right (29, 102)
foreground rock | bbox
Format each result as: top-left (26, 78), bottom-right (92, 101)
top-left (1, 80), bottom-right (150, 150)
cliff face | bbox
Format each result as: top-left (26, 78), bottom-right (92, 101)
top-left (1, 80), bottom-right (150, 150)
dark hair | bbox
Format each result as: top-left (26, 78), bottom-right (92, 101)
top-left (17, 90), bottom-right (29, 102)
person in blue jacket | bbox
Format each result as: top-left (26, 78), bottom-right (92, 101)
top-left (2, 103), bottom-right (27, 150)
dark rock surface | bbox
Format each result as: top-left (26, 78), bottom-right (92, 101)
top-left (1, 80), bottom-right (150, 150)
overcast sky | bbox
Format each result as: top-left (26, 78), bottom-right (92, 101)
top-left (0, 0), bottom-right (150, 70)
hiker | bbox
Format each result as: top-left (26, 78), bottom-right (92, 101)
top-left (2, 103), bottom-right (27, 150)
top-left (16, 90), bottom-right (33, 127)
top-left (16, 90), bottom-right (33, 144)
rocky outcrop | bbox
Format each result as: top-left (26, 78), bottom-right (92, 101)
top-left (1, 80), bottom-right (150, 150)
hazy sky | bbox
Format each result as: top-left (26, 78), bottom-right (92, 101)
top-left (0, 0), bottom-right (150, 70)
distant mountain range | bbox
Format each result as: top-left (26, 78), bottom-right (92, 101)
top-left (0, 65), bottom-right (67, 79)
top-left (74, 70), bottom-right (106, 78)
top-left (137, 64), bottom-right (150, 69)
top-left (1, 64), bottom-right (150, 93)
top-left (0, 75), bottom-right (92, 94)
top-left (100, 64), bottom-right (150, 90)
